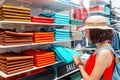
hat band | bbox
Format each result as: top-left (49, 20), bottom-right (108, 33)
top-left (85, 22), bottom-right (107, 26)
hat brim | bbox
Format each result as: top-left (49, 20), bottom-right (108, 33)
top-left (80, 26), bottom-right (114, 30)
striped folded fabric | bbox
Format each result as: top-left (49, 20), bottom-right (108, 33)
top-left (0, 53), bottom-right (33, 74)
top-left (31, 16), bottom-right (54, 23)
top-left (0, 5), bottom-right (31, 22)
top-left (0, 30), bottom-right (33, 46)
top-left (89, 5), bottom-right (104, 12)
top-left (54, 29), bottom-right (70, 41)
top-left (23, 49), bottom-right (56, 67)
top-left (49, 45), bottom-right (81, 63)
top-left (39, 13), bottom-right (70, 24)
top-left (69, 20), bottom-right (82, 25)
top-left (71, 30), bottom-right (82, 40)
top-left (33, 32), bottom-right (54, 43)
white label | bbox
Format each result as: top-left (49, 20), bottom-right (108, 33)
top-left (66, 63), bottom-right (76, 72)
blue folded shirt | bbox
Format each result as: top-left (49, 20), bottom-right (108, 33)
top-left (55, 35), bottom-right (70, 38)
top-left (55, 33), bottom-right (70, 35)
top-left (54, 29), bottom-right (70, 33)
top-left (54, 20), bottom-right (69, 24)
top-left (50, 45), bottom-right (81, 63)
top-left (39, 13), bottom-right (69, 19)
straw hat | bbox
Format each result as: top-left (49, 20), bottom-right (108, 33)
top-left (81, 16), bottom-right (113, 30)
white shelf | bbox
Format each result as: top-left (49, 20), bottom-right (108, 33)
top-left (0, 0), bottom-right (81, 12)
top-left (54, 69), bottom-right (79, 80)
top-left (0, 61), bottom-right (63, 78)
top-left (0, 21), bottom-right (81, 27)
top-left (0, 40), bottom-right (74, 48)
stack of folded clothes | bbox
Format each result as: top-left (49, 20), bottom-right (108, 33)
top-left (89, 5), bottom-right (104, 12)
top-left (40, 28), bottom-right (70, 41)
top-left (0, 29), bottom-right (33, 46)
top-left (49, 45), bottom-right (81, 63)
top-left (54, 29), bottom-right (70, 41)
top-left (23, 49), bottom-right (55, 67)
top-left (69, 20), bottom-right (82, 25)
top-left (71, 30), bottom-right (82, 40)
top-left (31, 16), bottom-right (54, 24)
top-left (0, 5), bottom-right (31, 22)
top-left (33, 32), bottom-right (54, 43)
top-left (0, 53), bottom-right (33, 74)
top-left (39, 13), bottom-right (70, 24)
top-left (104, 6), bottom-right (110, 15)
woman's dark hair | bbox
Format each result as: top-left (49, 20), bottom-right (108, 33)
top-left (89, 29), bottom-right (114, 44)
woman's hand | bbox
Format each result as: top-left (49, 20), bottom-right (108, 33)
top-left (73, 54), bottom-right (82, 67)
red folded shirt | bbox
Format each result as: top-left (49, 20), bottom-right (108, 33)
top-left (23, 49), bottom-right (56, 67)
top-left (31, 16), bottom-right (54, 24)
top-left (90, 6), bottom-right (104, 12)
top-left (31, 19), bottom-right (54, 23)
top-left (31, 16), bottom-right (54, 21)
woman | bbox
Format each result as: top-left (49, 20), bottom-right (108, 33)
top-left (73, 16), bottom-right (114, 80)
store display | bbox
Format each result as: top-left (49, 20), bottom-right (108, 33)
top-left (0, 0), bottom-right (85, 80)
top-left (0, 5), bottom-right (31, 22)
top-left (39, 13), bottom-right (70, 24)
top-left (23, 49), bottom-right (55, 67)
top-left (0, 53), bottom-right (33, 74)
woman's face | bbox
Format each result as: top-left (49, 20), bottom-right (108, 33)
top-left (85, 29), bottom-right (91, 43)
top-left (85, 29), bottom-right (90, 38)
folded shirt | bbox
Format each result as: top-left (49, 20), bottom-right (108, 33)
top-left (31, 19), bottom-right (54, 23)
top-left (55, 21), bottom-right (69, 24)
top-left (49, 45), bottom-right (81, 63)
top-left (54, 29), bottom-right (70, 33)
top-left (39, 13), bottom-right (69, 19)
top-left (55, 35), bottom-right (70, 38)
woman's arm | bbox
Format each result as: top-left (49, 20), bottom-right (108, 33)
top-left (73, 50), bottom-right (112, 80)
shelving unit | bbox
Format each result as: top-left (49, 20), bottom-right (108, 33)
top-left (0, 61), bottom-right (63, 78)
top-left (0, 0), bottom-right (81, 12)
top-left (0, 40), bottom-right (73, 48)
top-left (0, 0), bottom-right (83, 80)
top-left (54, 69), bottom-right (79, 80)
top-left (0, 21), bottom-right (82, 27)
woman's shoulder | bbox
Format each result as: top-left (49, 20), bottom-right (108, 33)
top-left (98, 49), bottom-right (113, 59)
